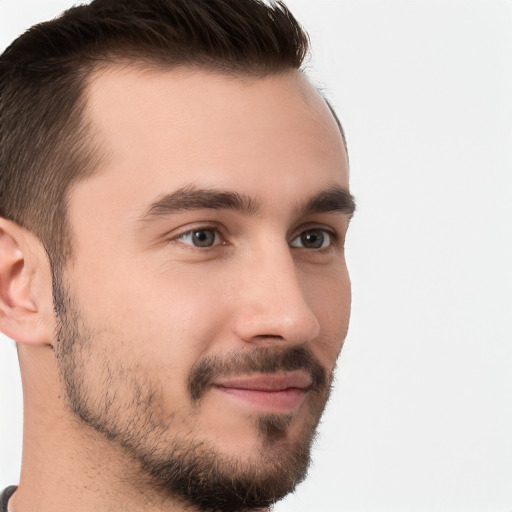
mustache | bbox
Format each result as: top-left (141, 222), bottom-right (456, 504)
top-left (188, 346), bottom-right (329, 402)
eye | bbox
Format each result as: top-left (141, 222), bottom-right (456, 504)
top-left (290, 229), bottom-right (332, 249)
top-left (175, 228), bottom-right (220, 248)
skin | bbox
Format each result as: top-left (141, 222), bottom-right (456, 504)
top-left (0, 66), bottom-right (352, 512)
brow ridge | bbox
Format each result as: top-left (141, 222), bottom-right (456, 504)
top-left (140, 183), bottom-right (356, 221)
top-left (302, 186), bottom-right (356, 218)
top-left (142, 184), bottom-right (260, 219)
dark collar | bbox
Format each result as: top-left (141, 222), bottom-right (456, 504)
top-left (0, 486), bottom-right (17, 512)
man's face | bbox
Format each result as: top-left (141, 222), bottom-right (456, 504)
top-left (55, 67), bottom-right (352, 511)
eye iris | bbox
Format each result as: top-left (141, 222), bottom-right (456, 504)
top-left (301, 230), bottom-right (324, 248)
top-left (192, 229), bottom-right (215, 247)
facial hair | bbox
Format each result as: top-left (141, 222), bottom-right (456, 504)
top-left (52, 276), bottom-right (334, 512)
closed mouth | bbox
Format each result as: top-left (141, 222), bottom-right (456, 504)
top-left (212, 372), bottom-right (312, 412)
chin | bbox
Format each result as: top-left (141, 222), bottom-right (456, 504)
top-left (141, 417), bottom-right (317, 512)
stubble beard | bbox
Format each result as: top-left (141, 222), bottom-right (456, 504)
top-left (52, 277), bottom-right (334, 512)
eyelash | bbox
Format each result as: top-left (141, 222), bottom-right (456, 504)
top-left (173, 226), bottom-right (225, 249)
top-left (171, 224), bottom-right (339, 251)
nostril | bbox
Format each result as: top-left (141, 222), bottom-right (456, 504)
top-left (254, 334), bottom-right (284, 341)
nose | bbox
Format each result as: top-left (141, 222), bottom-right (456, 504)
top-left (233, 247), bottom-right (321, 347)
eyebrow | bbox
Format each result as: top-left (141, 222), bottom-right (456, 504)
top-left (302, 187), bottom-right (356, 218)
top-left (142, 185), bottom-right (259, 219)
top-left (140, 184), bottom-right (356, 221)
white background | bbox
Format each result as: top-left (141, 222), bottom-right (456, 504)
top-left (1, 1), bottom-right (511, 511)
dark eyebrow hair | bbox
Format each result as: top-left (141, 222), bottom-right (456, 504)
top-left (140, 184), bottom-right (356, 221)
top-left (302, 187), bottom-right (356, 218)
top-left (142, 184), bottom-right (260, 220)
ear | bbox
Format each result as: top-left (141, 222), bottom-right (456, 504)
top-left (0, 218), bottom-right (55, 346)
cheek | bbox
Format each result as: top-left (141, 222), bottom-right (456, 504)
top-left (303, 263), bottom-right (351, 365)
top-left (107, 266), bottom-right (233, 366)
top-left (66, 270), bottom-right (228, 404)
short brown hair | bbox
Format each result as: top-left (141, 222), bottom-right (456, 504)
top-left (0, 0), bottom-right (310, 270)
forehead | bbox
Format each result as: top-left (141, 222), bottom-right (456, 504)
top-left (75, 65), bottom-right (348, 215)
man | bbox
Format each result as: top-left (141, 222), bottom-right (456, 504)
top-left (0, 0), bottom-right (355, 511)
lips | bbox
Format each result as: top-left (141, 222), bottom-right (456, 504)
top-left (213, 372), bottom-right (312, 412)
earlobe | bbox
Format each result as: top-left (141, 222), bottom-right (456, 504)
top-left (0, 218), bottom-right (54, 346)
